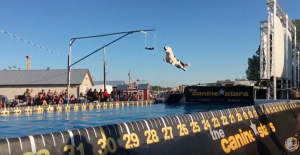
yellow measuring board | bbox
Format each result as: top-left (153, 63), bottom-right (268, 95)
top-left (0, 100), bottom-right (154, 115)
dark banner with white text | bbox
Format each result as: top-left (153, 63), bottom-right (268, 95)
top-left (184, 86), bottom-right (254, 104)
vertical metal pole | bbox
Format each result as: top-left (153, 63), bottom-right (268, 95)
top-left (295, 26), bottom-right (298, 89)
top-left (67, 40), bottom-right (72, 104)
top-left (267, 6), bottom-right (271, 100)
top-left (129, 69), bottom-right (131, 84)
top-left (285, 14), bottom-right (289, 99)
top-left (103, 45), bottom-right (107, 90)
top-left (298, 51), bottom-right (299, 88)
top-left (273, 0), bottom-right (277, 100)
top-left (260, 27), bottom-right (264, 80)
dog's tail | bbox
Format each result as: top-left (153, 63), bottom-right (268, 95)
top-left (185, 63), bottom-right (190, 67)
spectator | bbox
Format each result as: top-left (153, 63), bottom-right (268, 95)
top-left (86, 89), bottom-right (93, 102)
top-left (129, 93), bottom-right (133, 101)
top-left (78, 92), bottom-right (86, 103)
top-left (80, 92), bottom-right (84, 97)
top-left (63, 94), bottom-right (69, 104)
top-left (58, 95), bottom-right (64, 105)
top-left (23, 89), bottom-right (31, 104)
top-left (103, 89), bottom-right (109, 102)
top-left (47, 89), bottom-right (54, 104)
top-left (70, 94), bottom-right (77, 103)
top-left (92, 89), bottom-right (99, 101)
top-left (110, 89), bottom-right (117, 101)
top-left (40, 89), bottom-right (46, 97)
top-left (61, 89), bottom-right (65, 96)
top-left (117, 90), bottom-right (122, 101)
top-left (53, 90), bottom-right (59, 104)
top-left (123, 94), bottom-right (128, 101)
top-left (119, 91), bottom-right (124, 101)
top-left (133, 93), bottom-right (137, 101)
top-left (35, 93), bottom-right (47, 106)
top-left (99, 89), bottom-right (103, 102)
top-left (29, 89), bottom-right (35, 105)
top-left (0, 95), bottom-right (11, 108)
top-left (54, 90), bottom-right (58, 97)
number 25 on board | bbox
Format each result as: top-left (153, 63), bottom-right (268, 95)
top-left (190, 122), bottom-right (201, 133)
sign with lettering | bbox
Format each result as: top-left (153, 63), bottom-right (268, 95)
top-left (184, 86), bottom-right (254, 103)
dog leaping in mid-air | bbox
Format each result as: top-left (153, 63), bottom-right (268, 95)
top-left (163, 46), bottom-right (190, 71)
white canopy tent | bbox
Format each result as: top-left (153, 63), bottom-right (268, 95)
top-left (85, 84), bottom-right (113, 94)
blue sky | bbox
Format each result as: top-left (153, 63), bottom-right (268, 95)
top-left (1, 0), bottom-right (299, 87)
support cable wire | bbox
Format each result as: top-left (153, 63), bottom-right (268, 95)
top-left (0, 29), bottom-right (101, 64)
top-left (154, 34), bottom-right (156, 48)
top-left (144, 33), bottom-right (155, 50)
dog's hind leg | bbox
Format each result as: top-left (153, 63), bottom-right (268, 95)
top-left (180, 60), bottom-right (190, 67)
top-left (185, 63), bottom-right (190, 67)
top-left (179, 61), bottom-right (185, 67)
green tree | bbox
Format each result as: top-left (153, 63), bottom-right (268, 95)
top-left (151, 85), bottom-right (163, 91)
top-left (293, 19), bottom-right (300, 44)
top-left (245, 45), bottom-right (260, 80)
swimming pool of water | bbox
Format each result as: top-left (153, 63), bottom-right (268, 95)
top-left (0, 103), bottom-right (246, 139)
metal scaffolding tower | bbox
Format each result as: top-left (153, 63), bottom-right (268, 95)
top-left (260, 0), bottom-right (297, 100)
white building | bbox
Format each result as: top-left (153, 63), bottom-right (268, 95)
top-left (0, 69), bottom-right (94, 99)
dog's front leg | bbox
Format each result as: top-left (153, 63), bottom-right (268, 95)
top-left (170, 59), bottom-right (175, 66)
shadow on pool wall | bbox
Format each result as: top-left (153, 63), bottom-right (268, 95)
top-left (0, 100), bottom-right (300, 155)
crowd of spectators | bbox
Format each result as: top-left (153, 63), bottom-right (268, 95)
top-left (85, 88), bottom-right (144, 102)
top-left (21, 89), bottom-right (73, 106)
top-left (0, 88), bottom-right (151, 108)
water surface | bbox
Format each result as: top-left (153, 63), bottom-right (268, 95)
top-left (0, 103), bottom-right (246, 139)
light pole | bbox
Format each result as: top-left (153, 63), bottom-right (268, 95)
top-left (103, 45), bottom-right (107, 90)
top-left (297, 51), bottom-right (300, 90)
top-left (66, 29), bottom-right (155, 104)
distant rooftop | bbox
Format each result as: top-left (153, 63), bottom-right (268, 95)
top-left (0, 69), bottom-right (93, 86)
